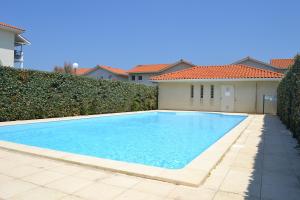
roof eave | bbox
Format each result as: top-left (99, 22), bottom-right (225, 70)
top-left (151, 78), bottom-right (283, 83)
top-left (0, 25), bottom-right (24, 34)
top-left (15, 34), bottom-right (31, 45)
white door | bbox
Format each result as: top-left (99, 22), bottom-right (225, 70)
top-left (221, 85), bottom-right (234, 112)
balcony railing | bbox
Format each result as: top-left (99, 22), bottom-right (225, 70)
top-left (14, 50), bottom-right (23, 62)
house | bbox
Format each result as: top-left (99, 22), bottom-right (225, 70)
top-left (73, 68), bottom-right (93, 75)
top-left (151, 64), bottom-right (283, 114)
top-left (0, 22), bottom-right (30, 68)
top-left (127, 59), bottom-right (195, 85)
top-left (83, 65), bottom-right (128, 81)
top-left (232, 56), bottom-right (285, 73)
top-left (270, 58), bottom-right (294, 70)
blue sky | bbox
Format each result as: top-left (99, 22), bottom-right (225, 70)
top-left (1, 0), bottom-right (300, 71)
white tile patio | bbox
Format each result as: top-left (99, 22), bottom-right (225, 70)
top-left (0, 115), bottom-right (299, 199)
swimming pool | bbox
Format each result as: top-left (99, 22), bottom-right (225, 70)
top-left (0, 112), bottom-right (246, 169)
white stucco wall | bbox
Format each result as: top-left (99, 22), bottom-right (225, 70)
top-left (129, 73), bottom-right (158, 85)
top-left (129, 63), bottom-right (194, 85)
top-left (157, 81), bottom-right (279, 114)
top-left (85, 68), bottom-right (128, 81)
top-left (0, 29), bottom-right (15, 66)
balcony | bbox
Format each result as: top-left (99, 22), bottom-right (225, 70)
top-left (14, 50), bottom-right (23, 62)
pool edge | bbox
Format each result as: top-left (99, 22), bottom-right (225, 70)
top-left (0, 110), bottom-right (253, 187)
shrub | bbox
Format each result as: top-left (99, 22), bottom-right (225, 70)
top-left (0, 67), bottom-right (157, 121)
top-left (277, 55), bottom-right (300, 142)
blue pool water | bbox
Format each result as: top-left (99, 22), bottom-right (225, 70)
top-left (0, 112), bottom-right (246, 169)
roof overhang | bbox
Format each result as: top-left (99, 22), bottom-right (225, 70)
top-left (151, 78), bottom-right (283, 83)
top-left (0, 24), bottom-right (24, 34)
top-left (15, 34), bottom-right (31, 45)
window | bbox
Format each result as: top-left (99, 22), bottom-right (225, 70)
top-left (191, 85), bottom-right (194, 98)
top-left (138, 75), bottom-right (142, 80)
top-left (210, 85), bottom-right (214, 99)
top-left (131, 75), bottom-right (135, 81)
top-left (108, 75), bottom-right (112, 80)
top-left (200, 85), bottom-right (204, 99)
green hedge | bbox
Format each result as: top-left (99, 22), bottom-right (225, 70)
top-left (277, 55), bottom-right (300, 142)
top-left (0, 67), bottom-right (158, 121)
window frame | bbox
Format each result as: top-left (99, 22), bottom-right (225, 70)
top-left (191, 85), bottom-right (194, 98)
top-left (200, 85), bottom-right (204, 99)
top-left (131, 75), bottom-right (136, 81)
top-left (210, 85), bottom-right (214, 99)
top-left (138, 75), bottom-right (142, 80)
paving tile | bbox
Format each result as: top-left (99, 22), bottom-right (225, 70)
top-left (0, 174), bottom-right (15, 185)
top-left (203, 173), bottom-right (225, 190)
top-left (74, 182), bottom-right (126, 200)
top-left (101, 174), bottom-right (141, 188)
top-left (0, 150), bottom-right (17, 158)
top-left (46, 176), bottom-right (92, 194)
top-left (261, 183), bottom-right (300, 200)
top-left (168, 186), bottom-right (216, 200)
top-left (30, 158), bottom-right (65, 169)
top-left (0, 159), bottom-right (20, 173)
top-left (49, 164), bottom-right (83, 175)
top-left (4, 165), bottom-right (43, 178)
top-left (9, 186), bottom-right (66, 200)
top-left (0, 179), bottom-right (37, 199)
top-left (4, 153), bottom-right (40, 165)
top-left (219, 168), bottom-right (261, 198)
top-left (72, 168), bottom-right (112, 181)
top-left (21, 170), bottom-right (66, 185)
top-left (262, 171), bottom-right (300, 189)
top-left (213, 191), bottom-right (259, 200)
top-left (113, 189), bottom-right (154, 200)
top-left (60, 195), bottom-right (85, 200)
top-left (132, 179), bottom-right (176, 197)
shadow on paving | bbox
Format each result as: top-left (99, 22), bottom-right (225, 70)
top-left (245, 115), bottom-right (300, 200)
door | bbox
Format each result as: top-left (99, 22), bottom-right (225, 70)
top-left (221, 85), bottom-right (234, 112)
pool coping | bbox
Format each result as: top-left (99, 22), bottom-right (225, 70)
top-left (0, 110), bottom-right (253, 187)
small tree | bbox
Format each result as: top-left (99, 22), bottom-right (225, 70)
top-left (53, 62), bottom-right (74, 74)
top-left (63, 62), bottom-right (73, 74)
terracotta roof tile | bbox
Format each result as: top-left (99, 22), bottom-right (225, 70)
top-left (74, 68), bottom-right (93, 75)
top-left (151, 65), bottom-right (283, 81)
top-left (127, 64), bottom-right (170, 73)
top-left (98, 65), bottom-right (128, 76)
top-left (0, 22), bottom-right (24, 31)
top-left (270, 59), bottom-right (294, 69)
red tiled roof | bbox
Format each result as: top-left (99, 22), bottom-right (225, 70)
top-left (270, 59), bottom-right (294, 69)
top-left (127, 64), bottom-right (170, 73)
top-left (150, 65), bottom-right (283, 81)
top-left (0, 22), bottom-right (24, 31)
top-left (98, 65), bottom-right (128, 76)
top-left (74, 68), bottom-right (93, 75)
